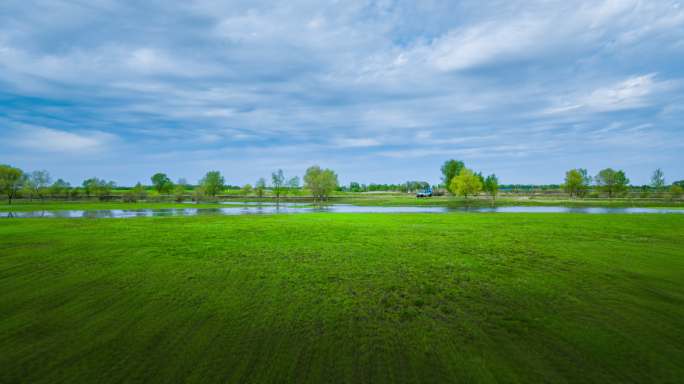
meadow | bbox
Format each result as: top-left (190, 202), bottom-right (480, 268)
top-left (2, 212), bottom-right (683, 383)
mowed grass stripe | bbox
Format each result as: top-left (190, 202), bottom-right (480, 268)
top-left (1, 213), bottom-right (683, 383)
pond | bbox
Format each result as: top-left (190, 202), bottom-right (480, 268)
top-left (2, 203), bottom-right (683, 218)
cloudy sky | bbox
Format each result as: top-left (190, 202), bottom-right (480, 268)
top-left (1, 0), bottom-right (683, 186)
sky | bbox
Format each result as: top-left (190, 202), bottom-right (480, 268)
top-left (1, 0), bottom-right (683, 186)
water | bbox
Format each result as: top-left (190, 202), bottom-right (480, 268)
top-left (2, 203), bottom-right (683, 218)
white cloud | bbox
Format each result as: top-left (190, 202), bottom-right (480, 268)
top-left (10, 126), bottom-right (116, 153)
top-left (583, 74), bottom-right (660, 111)
top-left (545, 74), bottom-right (678, 114)
top-left (1, 0), bottom-right (683, 184)
top-left (426, 19), bottom-right (548, 72)
top-left (333, 137), bottom-right (382, 148)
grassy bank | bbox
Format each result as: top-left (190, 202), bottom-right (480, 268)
top-left (1, 213), bottom-right (683, 383)
top-left (0, 201), bottom-right (252, 212)
top-left (2, 195), bottom-right (683, 212)
top-left (333, 194), bottom-right (684, 208)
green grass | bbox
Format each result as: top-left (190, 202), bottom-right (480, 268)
top-left (0, 201), bottom-right (248, 212)
top-left (333, 194), bottom-right (684, 208)
top-left (1, 214), bottom-right (683, 383)
top-left (3, 195), bottom-right (683, 212)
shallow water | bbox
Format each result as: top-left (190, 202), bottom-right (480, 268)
top-left (2, 203), bottom-right (683, 218)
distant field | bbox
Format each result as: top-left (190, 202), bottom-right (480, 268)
top-left (2, 213), bottom-right (683, 383)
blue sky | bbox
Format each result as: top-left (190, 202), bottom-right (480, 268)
top-left (1, 0), bottom-right (683, 186)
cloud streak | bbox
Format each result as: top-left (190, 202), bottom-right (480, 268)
top-left (1, 0), bottom-right (683, 185)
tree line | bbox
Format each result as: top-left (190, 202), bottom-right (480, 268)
top-left (2, 161), bottom-right (683, 204)
top-left (0, 164), bottom-right (338, 204)
top-left (563, 167), bottom-right (683, 198)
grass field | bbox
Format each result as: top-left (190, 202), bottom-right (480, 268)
top-left (2, 213), bottom-right (684, 383)
top-left (2, 195), bottom-right (683, 213)
top-left (0, 201), bottom-right (234, 212)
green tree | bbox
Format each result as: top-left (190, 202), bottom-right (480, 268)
top-left (475, 172), bottom-right (485, 188)
top-left (650, 168), bottom-right (665, 191)
top-left (304, 165), bottom-right (338, 202)
top-left (287, 176), bottom-right (300, 196)
top-left (563, 169), bottom-right (589, 198)
top-left (241, 184), bottom-right (253, 196)
top-left (441, 159), bottom-right (465, 193)
top-left (578, 169), bottom-right (592, 197)
top-left (483, 174), bottom-right (499, 200)
top-left (27, 170), bottom-right (51, 201)
top-left (199, 171), bottom-right (224, 197)
top-left (173, 180), bottom-right (187, 202)
top-left (81, 178), bottom-right (115, 200)
top-left (450, 168), bottom-right (483, 200)
top-left (123, 182), bottom-right (146, 203)
top-left (96, 179), bottom-right (116, 200)
top-left (82, 178), bottom-right (94, 197)
top-left (0, 164), bottom-right (24, 204)
top-left (669, 184), bottom-right (683, 200)
top-left (69, 187), bottom-right (81, 200)
top-left (595, 168), bottom-right (629, 198)
top-left (49, 179), bottom-right (71, 198)
top-left (271, 169), bottom-right (285, 201)
top-left (133, 182), bottom-right (146, 200)
top-left (193, 185), bottom-right (206, 202)
top-left (151, 173), bottom-right (173, 194)
top-left (255, 178), bottom-right (266, 198)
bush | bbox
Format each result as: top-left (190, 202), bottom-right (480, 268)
top-left (122, 191), bottom-right (137, 203)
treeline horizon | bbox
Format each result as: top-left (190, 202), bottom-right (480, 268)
top-left (1, 160), bottom-right (683, 204)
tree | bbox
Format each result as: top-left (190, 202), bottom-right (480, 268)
top-left (669, 185), bottom-right (683, 200)
top-left (173, 179), bottom-right (187, 202)
top-left (123, 182), bottom-right (146, 203)
top-left (287, 176), bottom-right (300, 196)
top-left (49, 179), bottom-right (71, 198)
top-left (193, 185), bottom-right (206, 202)
top-left (595, 168), bottom-right (629, 198)
top-left (578, 169), bottom-right (592, 197)
top-left (304, 165), bottom-right (338, 202)
top-left (133, 182), bottom-right (146, 200)
top-left (69, 187), bottom-right (81, 200)
top-left (271, 169), bottom-right (285, 201)
top-left (27, 170), bottom-right (51, 201)
top-left (563, 169), bottom-right (591, 197)
top-left (95, 179), bottom-right (116, 200)
top-left (0, 164), bottom-right (23, 204)
top-left (82, 178), bottom-right (97, 197)
top-left (81, 177), bottom-right (114, 200)
top-left (651, 168), bottom-right (665, 191)
top-left (151, 173), bottom-right (173, 194)
top-left (563, 169), bottom-right (585, 197)
top-left (199, 171), bottom-right (224, 197)
top-left (241, 184), bottom-right (253, 196)
top-left (450, 168), bottom-right (483, 199)
top-left (475, 172), bottom-right (485, 188)
top-left (483, 174), bottom-right (499, 201)
top-left (255, 178), bottom-right (266, 198)
top-left (441, 159), bottom-right (465, 192)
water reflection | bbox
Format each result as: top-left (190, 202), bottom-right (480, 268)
top-left (2, 204), bottom-right (683, 218)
